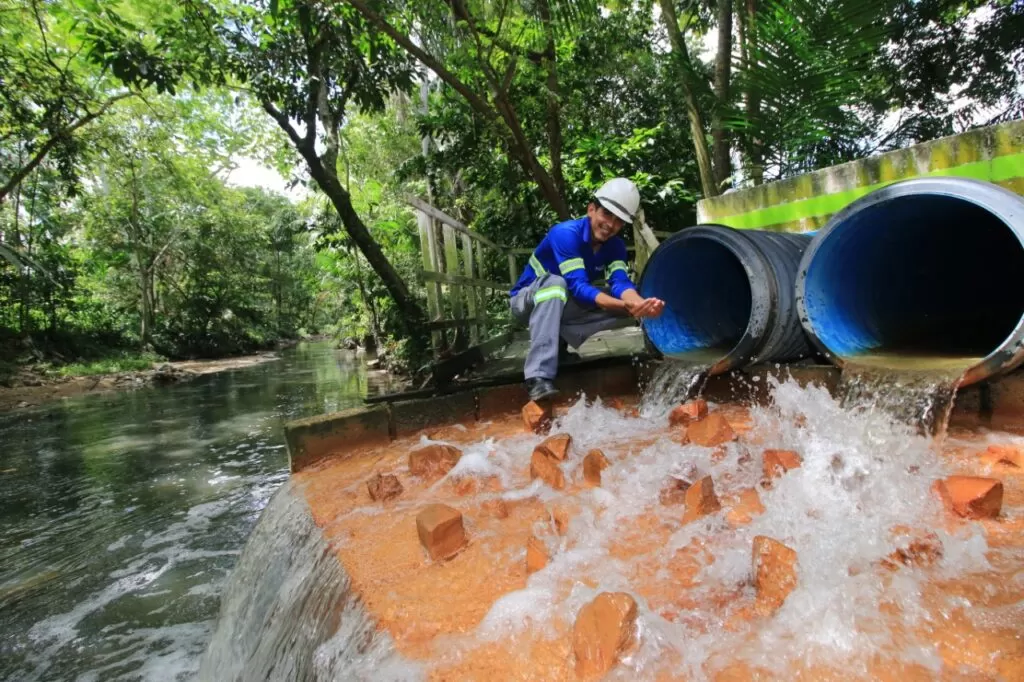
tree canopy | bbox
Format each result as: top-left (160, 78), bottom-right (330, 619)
top-left (1, 0), bottom-right (1020, 374)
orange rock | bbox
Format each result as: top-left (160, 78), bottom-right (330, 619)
top-left (572, 592), bottom-right (638, 678)
top-left (881, 530), bottom-right (943, 570)
top-left (548, 503), bottom-right (576, 535)
top-left (933, 476), bottom-right (1003, 519)
top-left (674, 425), bottom-right (691, 445)
top-left (416, 504), bottom-right (467, 561)
top-left (366, 472), bottom-right (403, 502)
top-left (530, 449), bottom-right (565, 490)
top-left (725, 487), bottom-right (764, 526)
top-left (688, 413), bottom-right (735, 447)
top-left (526, 535), bottom-right (549, 574)
top-left (583, 449), bottom-right (610, 486)
top-left (980, 444), bottom-right (1024, 468)
top-left (522, 400), bottom-right (553, 434)
top-left (669, 399), bottom-right (708, 426)
top-left (451, 475), bottom-right (502, 497)
top-left (682, 476), bottom-right (721, 522)
top-left (762, 449), bottom-right (802, 481)
top-left (480, 498), bottom-right (509, 519)
top-left (752, 536), bottom-right (798, 614)
top-left (537, 433), bottom-right (572, 461)
top-left (409, 443), bottom-right (462, 479)
top-left (659, 476), bottom-right (691, 506)
top-left (625, 407), bottom-right (640, 418)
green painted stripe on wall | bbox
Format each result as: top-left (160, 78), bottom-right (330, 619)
top-left (712, 151), bottom-right (1024, 231)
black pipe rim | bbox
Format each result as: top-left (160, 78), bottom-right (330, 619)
top-left (796, 176), bottom-right (1024, 386)
top-left (639, 224), bottom-right (777, 375)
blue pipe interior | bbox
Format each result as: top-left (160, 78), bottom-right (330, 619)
top-left (642, 238), bottom-right (752, 357)
top-left (803, 194), bottom-right (1024, 360)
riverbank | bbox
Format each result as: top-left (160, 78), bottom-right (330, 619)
top-left (0, 353), bottom-right (281, 413)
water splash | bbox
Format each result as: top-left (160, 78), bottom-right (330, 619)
top-left (838, 359), bottom-right (969, 436)
top-left (638, 360), bottom-right (710, 418)
top-left (199, 481), bottom-right (418, 681)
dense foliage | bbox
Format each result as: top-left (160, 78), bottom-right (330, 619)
top-left (1, 0), bottom-right (1020, 375)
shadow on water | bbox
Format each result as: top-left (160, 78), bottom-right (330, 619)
top-left (0, 341), bottom-right (401, 682)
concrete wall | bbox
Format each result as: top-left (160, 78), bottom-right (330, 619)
top-left (696, 120), bottom-right (1024, 233)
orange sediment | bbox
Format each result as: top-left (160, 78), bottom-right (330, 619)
top-left (293, 398), bottom-right (1024, 681)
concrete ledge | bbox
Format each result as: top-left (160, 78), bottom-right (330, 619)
top-left (286, 405), bottom-right (392, 473)
top-left (390, 391), bottom-right (478, 438)
top-left (285, 362), bottom-right (1024, 473)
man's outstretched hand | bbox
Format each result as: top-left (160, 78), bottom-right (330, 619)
top-left (625, 296), bottom-right (665, 319)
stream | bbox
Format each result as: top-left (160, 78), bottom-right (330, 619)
top-left (0, 341), bottom-right (400, 682)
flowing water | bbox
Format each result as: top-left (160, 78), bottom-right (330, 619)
top-left (837, 354), bottom-right (980, 436)
top-left (0, 341), bottom-right (401, 682)
top-left (252, 371), bottom-right (1017, 680)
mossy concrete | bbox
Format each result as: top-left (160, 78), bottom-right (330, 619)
top-left (697, 120), bottom-right (1024, 233)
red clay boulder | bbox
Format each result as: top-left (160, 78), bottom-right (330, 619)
top-left (980, 444), bottom-right (1023, 468)
top-left (881, 528), bottom-right (943, 570)
top-left (537, 433), bottom-right (572, 461)
top-left (366, 472), bottom-right (403, 502)
top-left (725, 487), bottom-right (764, 526)
top-left (682, 476), bottom-right (721, 522)
top-left (583, 449), bottom-right (610, 486)
top-left (522, 401), bottom-right (553, 434)
top-left (762, 449), bottom-right (802, 481)
top-left (416, 504), bottom-right (467, 561)
top-left (933, 476), bottom-right (1002, 519)
top-left (688, 413), bottom-right (735, 447)
top-left (530, 449), bottom-right (565, 490)
top-left (752, 536), bottom-right (798, 615)
top-left (526, 535), bottom-right (549, 574)
top-left (669, 399), bottom-right (708, 426)
top-left (572, 592), bottom-right (638, 678)
top-left (409, 443), bottom-right (462, 479)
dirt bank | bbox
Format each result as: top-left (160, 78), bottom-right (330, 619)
top-left (0, 353), bottom-right (280, 413)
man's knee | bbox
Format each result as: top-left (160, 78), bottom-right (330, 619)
top-left (533, 275), bottom-right (567, 305)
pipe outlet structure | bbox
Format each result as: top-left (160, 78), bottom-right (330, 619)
top-left (639, 225), bottom-right (812, 374)
top-left (797, 177), bottom-right (1024, 386)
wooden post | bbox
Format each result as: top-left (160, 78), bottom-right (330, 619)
top-left (417, 210), bottom-right (444, 355)
top-left (442, 224), bottom-right (466, 351)
top-left (508, 253), bottom-right (518, 286)
top-left (462, 233), bottom-right (479, 345)
top-left (476, 240), bottom-right (487, 338)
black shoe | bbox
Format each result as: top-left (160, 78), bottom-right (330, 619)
top-left (558, 340), bottom-right (581, 364)
top-left (525, 377), bottom-right (559, 402)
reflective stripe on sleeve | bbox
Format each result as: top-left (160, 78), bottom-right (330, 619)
top-left (606, 260), bottom-right (628, 276)
top-left (529, 254), bottom-right (547, 275)
top-left (558, 257), bottom-right (585, 275)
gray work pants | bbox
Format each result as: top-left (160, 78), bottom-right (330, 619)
top-left (509, 274), bottom-right (634, 380)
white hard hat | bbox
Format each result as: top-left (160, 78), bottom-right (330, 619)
top-left (594, 177), bottom-right (640, 224)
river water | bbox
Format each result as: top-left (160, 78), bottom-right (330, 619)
top-left (0, 342), bottom-right (401, 682)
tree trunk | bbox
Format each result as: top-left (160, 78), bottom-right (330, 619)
top-left (657, 0), bottom-right (719, 198)
top-left (712, 0), bottom-right (733, 189)
top-left (302, 152), bottom-right (425, 327)
top-left (537, 0), bottom-right (566, 201)
top-left (743, 0), bottom-right (764, 185)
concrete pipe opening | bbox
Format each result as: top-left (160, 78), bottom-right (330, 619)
top-left (640, 225), bottom-right (811, 374)
top-left (797, 177), bottom-right (1024, 386)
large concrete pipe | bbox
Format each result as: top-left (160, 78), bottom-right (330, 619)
top-left (639, 225), bottom-right (813, 374)
top-left (796, 177), bottom-right (1024, 386)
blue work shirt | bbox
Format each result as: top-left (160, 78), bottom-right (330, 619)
top-left (509, 216), bottom-right (636, 306)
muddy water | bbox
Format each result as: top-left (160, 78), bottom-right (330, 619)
top-left (291, 377), bottom-right (1023, 681)
top-left (0, 341), bottom-right (402, 681)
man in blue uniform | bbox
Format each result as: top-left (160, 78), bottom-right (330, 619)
top-left (509, 178), bottom-right (665, 401)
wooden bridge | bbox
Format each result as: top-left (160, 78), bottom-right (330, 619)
top-left (406, 197), bottom-right (669, 391)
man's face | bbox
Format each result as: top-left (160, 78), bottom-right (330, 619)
top-left (587, 202), bottom-right (626, 243)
